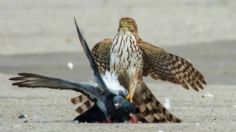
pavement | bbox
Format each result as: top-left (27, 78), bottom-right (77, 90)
top-left (0, 0), bottom-right (236, 131)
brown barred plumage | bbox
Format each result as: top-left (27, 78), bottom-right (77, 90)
top-left (92, 38), bottom-right (206, 92)
top-left (110, 27), bottom-right (143, 101)
top-left (86, 17), bottom-right (207, 123)
top-left (138, 40), bottom-right (207, 91)
top-left (133, 80), bottom-right (181, 123)
top-left (72, 81), bottom-right (181, 122)
top-left (71, 94), bottom-right (95, 114)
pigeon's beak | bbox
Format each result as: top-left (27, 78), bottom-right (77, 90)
top-left (129, 113), bottom-right (138, 123)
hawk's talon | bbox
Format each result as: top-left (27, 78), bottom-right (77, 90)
top-left (126, 95), bottom-right (133, 102)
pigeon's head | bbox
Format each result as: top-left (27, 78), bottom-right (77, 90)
top-left (113, 96), bottom-right (134, 111)
top-left (112, 96), bottom-right (137, 122)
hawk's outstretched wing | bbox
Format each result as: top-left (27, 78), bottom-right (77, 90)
top-left (92, 38), bottom-right (207, 91)
top-left (92, 38), bottom-right (112, 74)
top-left (137, 41), bottom-right (207, 91)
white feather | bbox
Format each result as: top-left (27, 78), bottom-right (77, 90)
top-left (67, 62), bottom-right (74, 69)
top-left (102, 71), bottom-right (128, 96)
top-left (163, 97), bottom-right (171, 110)
top-left (203, 93), bottom-right (214, 98)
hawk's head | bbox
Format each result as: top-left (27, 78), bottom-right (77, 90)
top-left (118, 17), bottom-right (138, 35)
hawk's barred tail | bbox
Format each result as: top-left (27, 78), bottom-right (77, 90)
top-left (71, 95), bottom-right (94, 114)
top-left (133, 80), bottom-right (181, 123)
top-left (71, 94), bottom-right (89, 104)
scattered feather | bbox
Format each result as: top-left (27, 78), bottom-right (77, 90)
top-left (196, 122), bottom-right (200, 126)
top-left (163, 97), bottom-right (171, 110)
top-left (67, 62), bottom-right (74, 69)
top-left (73, 120), bottom-right (79, 123)
top-left (202, 93), bottom-right (214, 98)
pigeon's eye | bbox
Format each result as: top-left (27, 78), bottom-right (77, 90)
top-left (114, 103), bottom-right (120, 109)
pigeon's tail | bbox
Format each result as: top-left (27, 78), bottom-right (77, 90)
top-left (133, 80), bottom-right (182, 123)
top-left (71, 95), bottom-right (94, 114)
top-left (9, 73), bottom-right (81, 91)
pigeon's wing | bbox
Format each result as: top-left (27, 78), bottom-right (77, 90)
top-left (73, 104), bottom-right (106, 123)
top-left (138, 40), bottom-right (207, 91)
top-left (9, 73), bottom-right (108, 116)
top-left (10, 73), bottom-right (77, 90)
top-left (74, 18), bottom-right (108, 92)
top-left (74, 18), bottom-right (115, 118)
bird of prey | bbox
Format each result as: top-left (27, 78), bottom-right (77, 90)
top-left (9, 18), bottom-right (137, 123)
top-left (81, 17), bottom-right (206, 123)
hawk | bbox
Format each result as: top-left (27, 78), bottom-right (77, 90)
top-left (74, 17), bottom-right (206, 123)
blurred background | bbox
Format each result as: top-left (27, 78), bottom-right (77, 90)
top-left (0, 0), bottom-right (236, 83)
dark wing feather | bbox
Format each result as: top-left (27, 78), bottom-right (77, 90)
top-left (9, 72), bottom-right (108, 117)
top-left (74, 18), bottom-right (108, 92)
top-left (137, 41), bottom-right (207, 91)
top-left (9, 73), bottom-right (103, 101)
